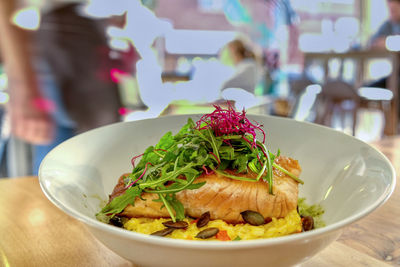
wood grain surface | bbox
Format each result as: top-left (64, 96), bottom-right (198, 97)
top-left (0, 137), bottom-right (399, 267)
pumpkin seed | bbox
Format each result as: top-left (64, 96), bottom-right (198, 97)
top-left (151, 228), bottom-right (174, 237)
top-left (162, 220), bottom-right (188, 229)
top-left (240, 210), bottom-right (265, 226)
top-left (109, 216), bottom-right (123, 228)
top-left (301, 216), bottom-right (314, 232)
top-left (195, 227), bottom-right (219, 239)
top-left (196, 211), bottom-right (210, 228)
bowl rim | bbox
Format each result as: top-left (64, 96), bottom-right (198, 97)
top-left (39, 114), bottom-right (396, 249)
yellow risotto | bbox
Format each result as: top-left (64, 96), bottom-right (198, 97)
top-left (123, 209), bottom-right (302, 241)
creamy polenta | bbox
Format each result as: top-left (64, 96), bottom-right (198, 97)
top-left (123, 209), bottom-right (302, 241)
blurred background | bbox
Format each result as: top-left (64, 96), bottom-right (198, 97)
top-left (0, 0), bottom-right (399, 177)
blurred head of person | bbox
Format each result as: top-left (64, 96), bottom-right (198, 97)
top-left (388, 0), bottom-right (400, 23)
top-left (227, 40), bottom-right (255, 65)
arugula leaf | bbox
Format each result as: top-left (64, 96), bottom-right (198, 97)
top-left (186, 181), bottom-right (206, 189)
top-left (133, 146), bottom-right (159, 172)
top-left (163, 151), bottom-right (177, 163)
top-left (159, 193), bottom-right (177, 222)
top-left (214, 169), bottom-right (258, 182)
top-left (247, 159), bottom-right (258, 174)
top-left (206, 128), bottom-right (222, 162)
top-left (218, 159), bottom-right (230, 171)
top-left (273, 163), bottom-right (304, 184)
top-left (264, 145), bottom-right (273, 194)
top-left (233, 154), bottom-right (249, 173)
top-left (156, 131), bottom-right (174, 150)
top-left (174, 118), bottom-right (195, 140)
top-left (167, 194), bottom-right (185, 221)
top-left (194, 147), bottom-right (209, 165)
top-left (219, 146), bottom-right (235, 160)
top-left (145, 166), bottom-right (199, 194)
top-left (96, 186), bottom-right (142, 223)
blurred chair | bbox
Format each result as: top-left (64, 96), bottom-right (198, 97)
top-left (358, 86), bottom-right (393, 114)
top-left (288, 76), bottom-right (314, 99)
top-left (315, 80), bottom-right (360, 135)
top-left (315, 80), bottom-right (394, 137)
top-left (288, 76), bottom-right (314, 116)
top-left (304, 51), bottom-right (398, 135)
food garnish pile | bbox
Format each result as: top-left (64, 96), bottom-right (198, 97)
top-left (96, 104), bottom-right (324, 241)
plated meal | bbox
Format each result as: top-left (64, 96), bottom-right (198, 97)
top-left (96, 104), bottom-right (324, 241)
top-left (40, 105), bottom-right (395, 266)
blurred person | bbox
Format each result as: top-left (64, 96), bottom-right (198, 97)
top-left (221, 39), bottom-right (262, 94)
top-left (366, 0), bottom-right (400, 119)
top-left (171, 39), bottom-right (263, 107)
top-left (0, 1), bottom-right (123, 175)
top-left (370, 0), bottom-right (400, 49)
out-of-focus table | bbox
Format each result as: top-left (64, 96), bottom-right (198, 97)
top-left (1, 137), bottom-right (399, 267)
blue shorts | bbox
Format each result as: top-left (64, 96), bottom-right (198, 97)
top-left (32, 60), bottom-right (76, 175)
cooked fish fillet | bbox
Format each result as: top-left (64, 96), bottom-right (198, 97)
top-left (112, 156), bottom-right (301, 223)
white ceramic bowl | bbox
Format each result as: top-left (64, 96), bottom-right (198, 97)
top-left (39, 114), bottom-right (395, 267)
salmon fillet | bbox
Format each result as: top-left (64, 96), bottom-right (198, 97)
top-left (112, 156), bottom-right (301, 223)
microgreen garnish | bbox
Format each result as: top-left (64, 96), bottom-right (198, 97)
top-left (195, 103), bottom-right (265, 148)
top-left (96, 104), bottom-right (303, 223)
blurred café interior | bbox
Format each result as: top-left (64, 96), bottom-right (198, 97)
top-left (0, 0), bottom-right (399, 177)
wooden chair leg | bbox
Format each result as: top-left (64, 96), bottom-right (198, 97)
top-left (352, 103), bottom-right (359, 136)
top-left (324, 101), bottom-right (334, 127)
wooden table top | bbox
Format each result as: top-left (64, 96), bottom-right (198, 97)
top-left (1, 137), bottom-right (399, 267)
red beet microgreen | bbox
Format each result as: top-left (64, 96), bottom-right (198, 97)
top-left (195, 103), bottom-right (265, 148)
top-left (127, 162), bottom-right (153, 188)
